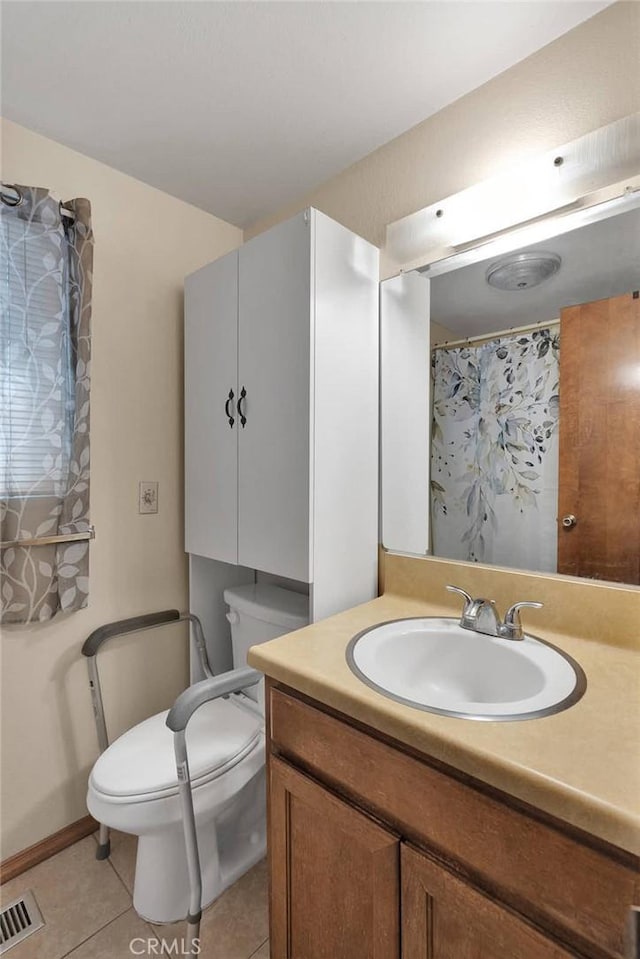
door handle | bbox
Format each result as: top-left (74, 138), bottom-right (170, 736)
top-left (224, 389), bottom-right (235, 428)
top-left (238, 386), bottom-right (247, 428)
top-left (562, 514), bottom-right (577, 529)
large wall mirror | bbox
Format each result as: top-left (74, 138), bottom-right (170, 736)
top-left (381, 199), bottom-right (640, 586)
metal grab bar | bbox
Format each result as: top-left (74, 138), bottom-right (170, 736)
top-left (82, 609), bottom-right (213, 860)
top-left (1, 526), bottom-right (95, 549)
top-left (166, 667), bottom-right (262, 954)
top-left (82, 608), bottom-right (180, 658)
top-left (166, 666), bottom-right (261, 732)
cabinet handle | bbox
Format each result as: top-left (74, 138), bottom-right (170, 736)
top-left (238, 386), bottom-right (247, 428)
top-left (224, 389), bottom-right (235, 428)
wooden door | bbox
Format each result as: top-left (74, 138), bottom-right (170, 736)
top-left (184, 251), bottom-right (239, 563)
top-left (269, 757), bottom-right (400, 959)
top-left (558, 292), bottom-right (640, 583)
top-left (238, 212), bottom-right (311, 581)
top-left (401, 845), bottom-right (578, 959)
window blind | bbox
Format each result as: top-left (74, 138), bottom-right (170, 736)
top-left (0, 212), bottom-right (74, 499)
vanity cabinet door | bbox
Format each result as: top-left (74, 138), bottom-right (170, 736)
top-left (269, 756), bottom-right (400, 959)
top-left (401, 844), bottom-right (578, 959)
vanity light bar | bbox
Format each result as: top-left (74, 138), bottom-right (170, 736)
top-left (386, 112), bottom-right (640, 271)
top-left (411, 185), bottom-right (640, 280)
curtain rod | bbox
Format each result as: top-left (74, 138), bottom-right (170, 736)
top-left (0, 526), bottom-right (95, 550)
top-left (0, 184), bottom-right (77, 221)
top-left (432, 317), bottom-right (560, 352)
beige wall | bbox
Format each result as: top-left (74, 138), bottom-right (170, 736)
top-left (430, 321), bottom-right (455, 348)
top-left (0, 119), bottom-right (242, 859)
top-left (245, 1), bottom-right (640, 270)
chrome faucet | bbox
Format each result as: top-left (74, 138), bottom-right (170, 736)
top-left (446, 585), bottom-right (543, 641)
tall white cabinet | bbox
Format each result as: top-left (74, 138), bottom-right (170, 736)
top-left (185, 209), bottom-right (379, 670)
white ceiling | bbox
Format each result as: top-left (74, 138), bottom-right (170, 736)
top-left (431, 207), bottom-right (640, 337)
top-left (1, 2), bottom-right (610, 227)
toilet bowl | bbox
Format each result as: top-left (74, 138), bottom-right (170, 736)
top-left (86, 584), bottom-right (308, 924)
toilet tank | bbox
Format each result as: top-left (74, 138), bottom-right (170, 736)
top-left (223, 584), bottom-right (309, 700)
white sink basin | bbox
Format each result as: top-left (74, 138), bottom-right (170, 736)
top-left (346, 618), bottom-right (586, 721)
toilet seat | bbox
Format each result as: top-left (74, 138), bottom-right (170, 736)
top-left (90, 695), bottom-right (263, 804)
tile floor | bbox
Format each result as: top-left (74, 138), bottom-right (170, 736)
top-left (0, 831), bottom-right (269, 958)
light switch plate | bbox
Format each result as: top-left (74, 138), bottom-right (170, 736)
top-left (139, 481), bottom-right (158, 514)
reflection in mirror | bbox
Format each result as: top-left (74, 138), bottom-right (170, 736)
top-left (404, 206), bottom-right (639, 585)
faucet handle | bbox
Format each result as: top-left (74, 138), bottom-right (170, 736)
top-left (502, 601), bottom-right (544, 640)
top-left (446, 584), bottom-right (473, 609)
top-left (446, 585), bottom-right (475, 627)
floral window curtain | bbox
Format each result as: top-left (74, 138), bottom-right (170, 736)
top-left (1, 185), bottom-right (93, 623)
top-left (431, 328), bottom-right (560, 573)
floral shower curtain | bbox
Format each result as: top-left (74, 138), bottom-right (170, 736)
top-left (1, 185), bottom-right (93, 623)
top-left (431, 328), bottom-right (560, 573)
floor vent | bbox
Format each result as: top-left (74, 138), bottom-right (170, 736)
top-left (0, 890), bottom-right (45, 954)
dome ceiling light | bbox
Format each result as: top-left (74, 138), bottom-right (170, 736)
top-left (485, 251), bottom-right (562, 291)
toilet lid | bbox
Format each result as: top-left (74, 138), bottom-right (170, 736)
top-left (90, 695), bottom-right (263, 799)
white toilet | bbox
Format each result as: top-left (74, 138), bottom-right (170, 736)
top-left (87, 584), bottom-right (308, 924)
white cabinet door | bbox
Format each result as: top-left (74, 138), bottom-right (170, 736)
top-left (184, 251), bottom-right (239, 563)
top-left (238, 213), bottom-right (311, 581)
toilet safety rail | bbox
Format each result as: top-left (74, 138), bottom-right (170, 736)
top-left (166, 666), bottom-right (262, 956)
top-left (81, 609), bottom-right (212, 860)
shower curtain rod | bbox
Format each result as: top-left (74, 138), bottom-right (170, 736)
top-left (432, 317), bottom-right (560, 351)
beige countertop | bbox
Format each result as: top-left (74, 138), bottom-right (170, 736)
top-left (248, 591), bottom-right (640, 856)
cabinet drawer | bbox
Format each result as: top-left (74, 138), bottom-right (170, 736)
top-left (269, 685), bottom-right (639, 959)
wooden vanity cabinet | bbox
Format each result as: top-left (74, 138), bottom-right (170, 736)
top-left (267, 682), bottom-right (639, 959)
top-left (270, 758), bottom-right (573, 959)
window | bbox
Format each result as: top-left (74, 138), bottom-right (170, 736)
top-left (1, 184), bottom-right (93, 623)
top-left (1, 204), bottom-right (75, 498)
